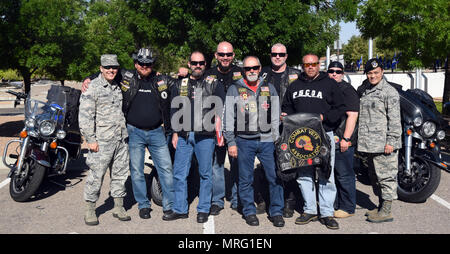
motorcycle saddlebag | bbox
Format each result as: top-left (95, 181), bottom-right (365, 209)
top-left (46, 85), bottom-right (81, 133)
top-left (276, 113), bottom-right (332, 181)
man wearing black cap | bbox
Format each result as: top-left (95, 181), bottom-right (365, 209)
top-left (327, 61), bottom-right (359, 219)
top-left (82, 48), bottom-right (177, 220)
top-left (356, 58), bottom-right (402, 223)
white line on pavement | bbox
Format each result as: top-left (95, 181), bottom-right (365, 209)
top-left (203, 215), bottom-right (215, 234)
top-left (0, 178), bottom-right (11, 189)
top-left (431, 194), bottom-right (450, 210)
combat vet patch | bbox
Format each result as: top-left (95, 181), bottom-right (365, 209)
top-left (288, 74), bottom-right (298, 84)
top-left (233, 72), bottom-right (243, 80)
top-left (120, 80), bottom-right (130, 92)
top-left (288, 127), bottom-right (322, 160)
top-left (205, 75), bottom-right (216, 84)
top-left (157, 80), bottom-right (167, 91)
top-left (180, 78), bottom-right (189, 97)
top-left (260, 86), bottom-right (270, 96)
top-left (238, 88), bottom-right (248, 100)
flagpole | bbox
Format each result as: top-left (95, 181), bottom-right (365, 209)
top-left (368, 38), bottom-right (373, 59)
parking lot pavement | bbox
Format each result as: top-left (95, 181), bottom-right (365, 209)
top-left (1, 149), bottom-right (450, 236)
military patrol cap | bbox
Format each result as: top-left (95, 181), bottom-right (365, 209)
top-left (328, 61), bottom-right (344, 70)
top-left (101, 54), bottom-right (119, 67)
top-left (132, 47), bottom-right (156, 64)
top-left (364, 58), bottom-right (383, 73)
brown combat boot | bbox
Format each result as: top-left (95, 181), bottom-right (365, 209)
top-left (367, 200), bottom-right (393, 223)
top-left (112, 198), bottom-right (131, 221)
top-left (84, 201), bottom-right (99, 226)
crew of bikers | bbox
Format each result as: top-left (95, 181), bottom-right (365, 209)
top-left (79, 42), bottom-right (402, 229)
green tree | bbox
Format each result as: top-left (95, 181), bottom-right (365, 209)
top-left (357, 0), bottom-right (450, 101)
top-left (130, 0), bottom-right (360, 67)
top-left (0, 0), bottom-right (86, 94)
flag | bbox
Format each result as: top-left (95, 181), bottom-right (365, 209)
top-left (392, 53), bottom-right (398, 69)
top-left (357, 56), bottom-right (362, 69)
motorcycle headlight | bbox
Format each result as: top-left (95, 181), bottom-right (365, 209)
top-left (39, 120), bottom-right (55, 136)
top-left (413, 116), bottom-right (423, 127)
top-left (437, 130), bottom-right (445, 140)
top-left (25, 118), bottom-right (35, 128)
top-left (56, 130), bottom-right (66, 140)
top-left (421, 121), bottom-right (436, 138)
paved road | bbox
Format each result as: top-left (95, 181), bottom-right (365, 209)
top-left (1, 150), bottom-right (449, 236)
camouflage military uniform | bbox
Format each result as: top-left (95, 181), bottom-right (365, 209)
top-left (357, 77), bottom-right (402, 201)
top-left (79, 74), bottom-right (129, 203)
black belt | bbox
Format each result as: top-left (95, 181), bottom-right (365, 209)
top-left (130, 123), bottom-right (161, 131)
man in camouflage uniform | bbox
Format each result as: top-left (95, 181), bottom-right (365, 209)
top-left (357, 58), bottom-right (402, 223)
top-left (79, 54), bottom-right (130, 226)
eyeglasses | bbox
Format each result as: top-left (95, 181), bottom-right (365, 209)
top-left (327, 69), bottom-right (343, 74)
top-left (102, 66), bottom-right (119, 70)
top-left (303, 62), bottom-right (319, 67)
top-left (271, 52), bottom-right (286, 57)
top-left (244, 66), bottom-right (260, 71)
top-left (217, 52), bottom-right (234, 57)
top-left (190, 61), bottom-right (206, 66)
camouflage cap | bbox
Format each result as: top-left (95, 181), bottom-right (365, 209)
top-left (101, 54), bottom-right (120, 67)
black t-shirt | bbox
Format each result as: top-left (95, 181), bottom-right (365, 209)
top-left (126, 77), bottom-right (162, 130)
top-left (282, 72), bottom-right (346, 132)
top-left (204, 65), bottom-right (244, 93)
top-left (338, 80), bottom-right (359, 112)
top-left (271, 71), bottom-right (283, 95)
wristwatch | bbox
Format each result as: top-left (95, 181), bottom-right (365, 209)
top-left (342, 137), bottom-right (351, 142)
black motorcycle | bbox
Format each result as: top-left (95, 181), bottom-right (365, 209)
top-left (356, 88), bottom-right (448, 203)
top-left (2, 86), bottom-right (82, 202)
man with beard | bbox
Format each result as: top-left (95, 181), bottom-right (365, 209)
top-left (165, 51), bottom-right (225, 223)
top-left (282, 54), bottom-right (346, 230)
top-left (257, 43), bottom-right (302, 218)
top-left (81, 48), bottom-right (176, 221)
top-left (224, 56), bottom-right (285, 227)
top-left (204, 42), bottom-right (244, 215)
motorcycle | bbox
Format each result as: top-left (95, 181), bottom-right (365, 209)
top-left (2, 86), bottom-right (82, 202)
top-left (356, 88), bottom-right (448, 203)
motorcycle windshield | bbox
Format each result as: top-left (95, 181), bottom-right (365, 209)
top-left (25, 99), bottom-right (65, 128)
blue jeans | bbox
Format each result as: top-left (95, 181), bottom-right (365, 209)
top-left (334, 146), bottom-right (356, 213)
top-left (212, 145), bottom-right (239, 208)
top-left (127, 124), bottom-right (174, 211)
top-left (296, 131), bottom-right (336, 218)
top-left (173, 132), bottom-right (215, 214)
top-left (236, 137), bottom-right (284, 217)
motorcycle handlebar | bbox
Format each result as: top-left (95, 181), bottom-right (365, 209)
top-left (6, 90), bottom-right (28, 100)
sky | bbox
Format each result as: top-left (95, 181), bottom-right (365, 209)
top-left (339, 21), bottom-right (360, 45)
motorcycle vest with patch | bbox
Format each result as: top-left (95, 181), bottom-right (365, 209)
top-left (234, 80), bottom-right (273, 136)
top-left (276, 112), bottom-right (331, 180)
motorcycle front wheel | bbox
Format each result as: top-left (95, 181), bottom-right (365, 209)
top-left (397, 155), bottom-right (441, 203)
top-left (150, 174), bottom-right (163, 207)
top-left (9, 159), bottom-right (46, 202)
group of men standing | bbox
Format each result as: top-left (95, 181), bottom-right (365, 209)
top-left (78, 40), bottom-right (402, 230)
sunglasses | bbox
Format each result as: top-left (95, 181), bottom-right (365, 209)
top-left (190, 61), bottom-right (206, 66)
top-left (327, 69), bottom-right (343, 74)
top-left (244, 66), bottom-right (260, 71)
top-left (137, 62), bottom-right (153, 67)
top-left (102, 66), bottom-right (119, 70)
top-left (303, 62), bottom-right (319, 67)
top-left (271, 52), bottom-right (286, 57)
top-left (217, 52), bottom-right (234, 57)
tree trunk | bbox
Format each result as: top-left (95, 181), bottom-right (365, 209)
top-left (60, 80), bottom-right (65, 86)
top-left (443, 54), bottom-right (450, 105)
top-left (18, 67), bottom-right (32, 95)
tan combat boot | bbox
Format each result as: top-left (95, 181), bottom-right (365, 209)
top-left (84, 201), bottom-right (99, 226)
top-left (364, 207), bottom-right (378, 217)
top-left (367, 200), bottom-right (393, 223)
top-left (112, 198), bottom-right (131, 221)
